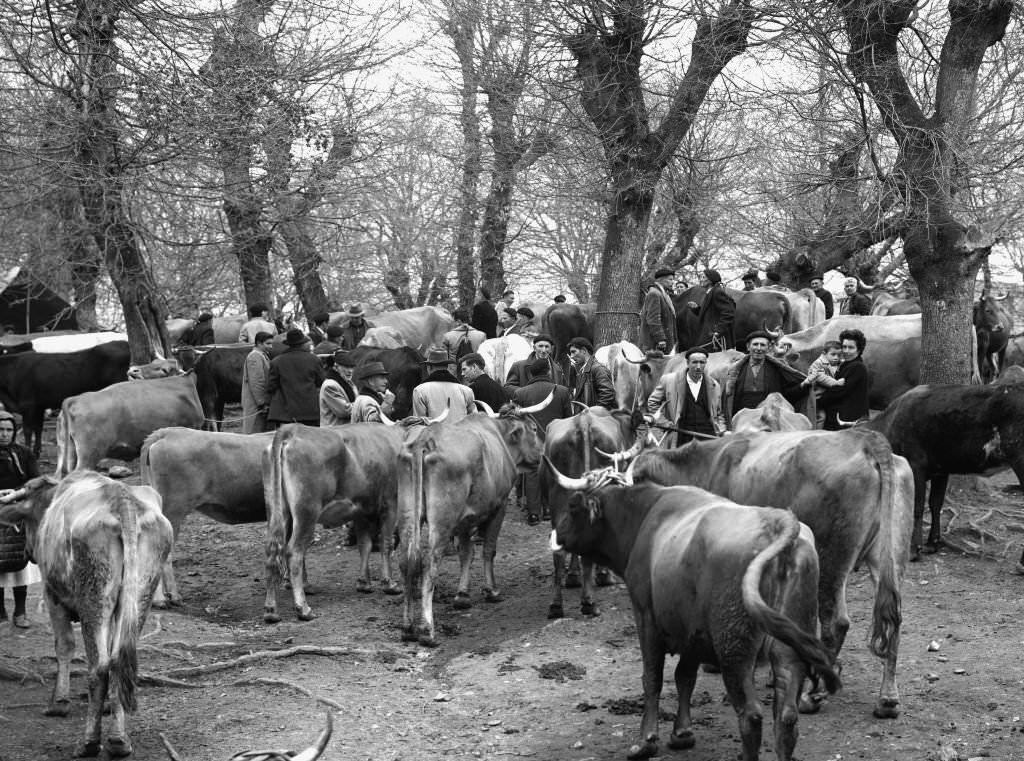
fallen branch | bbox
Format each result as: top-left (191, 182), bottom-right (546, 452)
top-left (227, 677), bottom-right (345, 710)
top-left (141, 613), bottom-right (164, 641)
top-left (0, 662), bottom-right (45, 684)
top-left (138, 644), bottom-right (198, 662)
top-left (155, 645), bottom-right (371, 679)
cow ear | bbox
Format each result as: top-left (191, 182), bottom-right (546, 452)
top-left (585, 496), bottom-right (602, 523)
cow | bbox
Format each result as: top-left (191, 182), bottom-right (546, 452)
top-left (543, 302), bottom-right (595, 372)
top-left (624, 428), bottom-right (912, 719)
top-left (348, 345), bottom-right (424, 419)
top-left (359, 325), bottom-right (406, 348)
top-left (730, 392), bottom-right (813, 433)
top-left (263, 422), bottom-right (416, 623)
top-left (140, 427), bottom-right (275, 606)
top-left (545, 465), bottom-right (839, 761)
top-left (16, 330), bottom-right (128, 353)
top-left (595, 341), bottom-right (673, 411)
top-left (0, 471), bottom-right (172, 759)
top-left (333, 306), bottom-right (453, 353)
top-left (57, 374), bottom-right (205, 475)
top-left (398, 400), bottom-right (547, 647)
top-left (0, 340), bottom-right (132, 456)
top-left (477, 333), bottom-right (533, 383)
top-left (974, 293), bottom-right (1013, 383)
top-left (862, 383), bottom-right (1024, 560)
top-left (871, 291), bottom-right (921, 316)
top-left (1004, 332), bottom-right (1024, 370)
top-left (732, 288), bottom-right (825, 351)
top-left (190, 345), bottom-right (249, 430)
top-left (996, 364), bottom-right (1024, 385)
top-left (166, 315), bottom-right (247, 346)
top-left (539, 406), bottom-right (642, 619)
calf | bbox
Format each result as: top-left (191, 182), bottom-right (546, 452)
top-left (547, 466), bottom-right (838, 761)
top-left (0, 472), bottom-right (172, 758)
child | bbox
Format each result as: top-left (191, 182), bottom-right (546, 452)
top-left (802, 341), bottom-right (845, 427)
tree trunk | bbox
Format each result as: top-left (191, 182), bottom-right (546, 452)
top-left (595, 186), bottom-right (655, 346)
top-left (56, 191), bottom-right (102, 331)
top-left (278, 219), bottom-right (332, 318)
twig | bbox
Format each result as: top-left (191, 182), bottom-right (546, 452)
top-left (159, 733), bottom-right (187, 761)
top-left (139, 673), bottom-right (204, 688)
top-left (138, 644), bottom-right (198, 662)
top-left (155, 641), bottom-right (240, 650)
top-left (142, 613), bottom-right (164, 641)
top-left (227, 677), bottom-right (345, 710)
top-left (0, 663), bottom-right (45, 684)
top-left (155, 645), bottom-right (370, 679)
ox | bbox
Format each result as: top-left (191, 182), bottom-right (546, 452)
top-left (476, 333), bottom-right (533, 383)
top-left (334, 305), bottom-right (453, 352)
top-left (547, 466), bottom-right (838, 761)
top-left (863, 383), bottom-right (1024, 559)
top-left (974, 293), bottom-right (1013, 383)
top-left (57, 374), bottom-right (205, 475)
top-left (625, 428), bottom-right (912, 718)
top-left (733, 288), bottom-right (825, 350)
top-left (0, 471), bottom-right (172, 758)
top-left (871, 291), bottom-right (921, 316)
top-left (141, 427), bottom-right (274, 606)
top-left (539, 406), bottom-right (642, 618)
top-left (359, 325), bottom-right (406, 348)
top-left (263, 422), bottom-right (413, 622)
top-left (0, 340), bottom-right (132, 456)
top-left (166, 315), bottom-right (247, 346)
top-left (595, 341), bottom-right (673, 411)
top-left (730, 392), bottom-right (813, 433)
top-left (398, 401), bottom-right (547, 646)
top-left (190, 345), bottom-right (249, 430)
top-left (348, 345), bottom-right (424, 419)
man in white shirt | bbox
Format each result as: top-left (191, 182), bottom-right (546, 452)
top-left (646, 347), bottom-right (726, 446)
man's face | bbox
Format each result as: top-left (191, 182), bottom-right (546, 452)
top-left (0, 420), bottom-right (14, 447)
top-left (657, 275), bottom-right (674, 293)
top-left (503, 294), bottom-right (515, 306)
top-left (499, 312), bottom-right (515, 328)
top-left (749, 338), bottom-right (770, 361)
top-left (568, 346), bottom-right (587, 366)
top-left (841, 339), bottom-right (859, 361)
top-left (338, 365), bottom-right (355, 381)
top-left (743, 279), bottom-right (755, 291)
top-left (825, 347), bottom-right (842, 365)
top-left (259, 338), bottom-right (274, 354)
top-left (844, 281), bottom-right (857, 296)
top-left (686, 353), bottom-right (707, 380)
top-left (700, 274), bottom-right (711, 289)
top-left (350, 316), bottom-right (363, 327)
top-left (367, 375), bottom-right (388, 393)
top-left (534, 340), bottom-right (553, 359)
top-left (810, 278), bottom-right (823, 290)
top-left (462, 363), bottom-right (483, 382)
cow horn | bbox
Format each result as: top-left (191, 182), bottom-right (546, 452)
top-left (570, 401), bottom-right (589, 414)
top-left (474, 400), bottom-right (501, 418)
top-left (517, 390), bottom-right (554, 415)
top-left (993, 291), bottom-right (1009, 301)
top-left (427, 405), bottom-right (450, 424)
top-left (549, 528), bottom-right (563, 552)
top-left (761, 320), bottom-right (783, 340)
top-left (289, 712), bottom-right (334, 761)
top-left (543, 455), bottom-right (589, 491)
top-left (595, 439), bottom-right (643, 467)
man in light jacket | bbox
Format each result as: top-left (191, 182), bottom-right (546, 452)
top-left (241, 331), bottom-right (274, 433)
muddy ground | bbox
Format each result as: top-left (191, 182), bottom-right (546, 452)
top-left (2, 416), bottom-right (1024, 761)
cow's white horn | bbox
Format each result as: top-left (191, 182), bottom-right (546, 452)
top-left (546, 456), bottom-right (589, 490)
top-left (518, 390), bottom-right (554, 415)
top-left (474, 400), bottom-right (500, 418)
top-left (570, 401), bottom-right (589, 414)
top-left (0, 487), bottom-right (28, 504)
top-left (427, 406), bottom-right (450, 424)
top-left (290, 712), bottom-right (334, 761)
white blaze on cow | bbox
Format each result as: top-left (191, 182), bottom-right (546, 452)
top-left (0, 472), bottom-right (172, 759)
top-left (57, 374), bottom-right (205, 476)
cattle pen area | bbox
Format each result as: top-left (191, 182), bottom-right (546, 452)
top-left (2, 417), bottom-right (1024, 761)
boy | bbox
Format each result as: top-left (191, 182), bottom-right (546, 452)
top-left (802, 340), bottom-right (845, 426)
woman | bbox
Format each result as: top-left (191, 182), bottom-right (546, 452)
top-left (0, 410), bottom-right (39, 628)
top-left (820, 328), bottom-right (870, 430)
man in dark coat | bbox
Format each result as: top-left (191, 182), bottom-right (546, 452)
top-left (313, 325), bottom-right (343, 356)
top-left (722, 330), bottom-right (808, 423)
top-left (639, 267), bottom-right (677, 352)
top-left (512, 358), bottom-right (572, 525)
top-left (460, 352), bottom-right (508, 412)
top-left (504, 333), bottom-right (565, 395)
top-left (339, 304), bottom-right (375, 350)
top-left (266, 328), bottom-right (325, 427)
top-left (810, 274), bottom-right (835, 319)
top-left (566, 337), bottom-right (616, 409)
top-left (820, 328), bottom-right (870, 429)
top-left (307, 311), bottom-right (330, 346)
top-left (841, 277), bottom-right (872, 316)
top-left (471, 287), bottom-right (499, 339)
top-left (187, 312), bottom-right (215, 346)
top-left (687, 268), bottom-right (735, 351)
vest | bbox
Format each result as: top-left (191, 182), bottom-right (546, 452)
top-left (677, 379), bottom-right (715, 444)
top-left (736, 361), bottom-right (770, 412)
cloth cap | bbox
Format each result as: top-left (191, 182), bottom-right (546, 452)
top-left (532, 333), bottom-right (554, 346)
top-left (356, 361), bottom-right (388, 381)
top-left (746, 329), bottom-right (772, 343)
top-left (334, 350), bottom-right (356, 367)
top-left (325, 325), bottom-right (343, 338)
top-left (425, 348), bottom-right (450, 365)
top-left (197, 313), bottom-right (213, 322)
top-left (516, 307), bottom-right (534, 320)
top-left (742, 270), bottom-right (758, 281)
top-left (685, 347), bottom-right (710, 359)
top-left (654, 267), bottom-right (675, 280)
top-left (567, 337), bottom-right (594, 353)
top-left (844, 277), bottom-right (858, 286)
top-left (529, 358), bottom-right (550, 376)
top-left (284, 328), bottom-right (309, 347)
top-left (460, 352), bottom-right (485, 367)
top-left (766, 271), bottom-right (781, 283)
top-left (704, 269), bottom-right (722, 285)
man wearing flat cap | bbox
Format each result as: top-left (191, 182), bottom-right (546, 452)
top-left (640, 267), bottom-right (677, 353)
top-left (412, 348), bottom-right (475, 423)
top-left (307, 311), bottom-right (330, 346)
top-left (505, 306), bottom-right (537, 339)
top-left (503, 333), bottom-right (565, 395)
top-left (686, 268), bottom-right (735, 351)
top-left (266, 328), bottom-right (325, 427)
top-left (313, 324), bottom-right (344, 356)
top-left (319, 349), bottom-right (359, 426)
top-left (340, 304), bottom-right (376, 350)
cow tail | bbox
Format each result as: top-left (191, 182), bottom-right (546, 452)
top-left (401, 439), bottom-right (426, 582)
top-left (742, 511), bottom-right (840, 695)
top-left (264, 429), bottom-right (291, 590)
top-left (112, 491), bottom-right (142, 713)
top-left (56, 406), bottom-right (73, 477)
top-left (863, 430), bottom-right (903, 661)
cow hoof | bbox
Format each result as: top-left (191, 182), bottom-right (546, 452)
top-left (453, 593), bottom-right (472, 610)
top-left (547, 604), bottom-right (564, 620)
top-left (482, 588), bottom-right (502, 603)
top-left (73, 740), bottom-right (101, 758)
top-left (668, 729), bottom-right (695, 750)
top-left (418, 634), bottom-right (440, 648)
top-left (595, 571), bottom-right (614, 587)
top-left (873, 700), bottom-right (900, 719)
top-left (356, 579), bottom-right (373, 594)
top-left (565, 573), bottom-right (581, 589)
top-left (382, 580), bottom-right (403, 595)
top-left (106, 737), bottom-right (133, 758)
top-left (922, 541), bottom-right (941, 555)
top-left (44, 699), bottom-right (71, 717)
top-left (626, 739), bottom-right (658, 760)
top-left (798, 694), bottom-right (823, 714)
top-left (401, 628), bottom-right (419, 643)
top-left (263, 609), bottom-right (281, 624)
top-left (581, 600), bottom-right (599, 617)
top-left (296, 606), bottom-right (316, 621)
top-left (304, 584), bottom-right (319, 596)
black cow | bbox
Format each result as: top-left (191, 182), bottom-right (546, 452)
top-left (974, 294), bottom-right (1013, 383)
top-left (543, 303), bottom-right (595, 374)
top-left (0, 340), bottom-right (131, 455)
top-left (349, 345), bottom-right (424, 419)
top-left (863, 383), bottom-right (1024, 559)
top-left (193, 345), bottom-right (248, 430)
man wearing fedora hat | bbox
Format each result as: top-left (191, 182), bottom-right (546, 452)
top-left (351, 361), bottom-right (394, 423)
top-left (319, 349), bottom-right (359, 426)
top-left (266, 328), bottom-right (325, 427)
top-left (313, 324), bottom-right (344, 356)
top-left (640, 267), bottom-right (677, 353)
top-left (340, 304), bottom-right (376, 351)
top-left (412, 348), bottom-right (475, 423)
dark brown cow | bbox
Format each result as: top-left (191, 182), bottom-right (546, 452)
top-left (626, 429), bottom-right (912, 719)
top-left (543, 302), bottom-right (595, 370)
top-left (547, 466), bottom-right (838, 761)
top-left (974, 293), bottom-right (1013, 383)
top-left (0, 472), bottom-right (172, 758)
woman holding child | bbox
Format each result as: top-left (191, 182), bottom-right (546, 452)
top-left (818, 328), bottom-right (870, 430)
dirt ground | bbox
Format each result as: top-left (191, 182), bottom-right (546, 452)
top-left (3, 416), bottom-right (1024, 761)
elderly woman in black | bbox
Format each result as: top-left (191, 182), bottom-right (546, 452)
top-left (0, 411), bottom-right (40, 628)
top-left (820, 328), bottom-right (870, 430)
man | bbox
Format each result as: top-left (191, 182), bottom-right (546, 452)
top-left (266, 328), bottom-right (325, 427)
top-left (412, 349), bottom-right (475, 423)
top-left (810, 274), bottom-right (835, 319)
top-left (350, 361), bottom-right (395, 423)
top-left (319, 349), bottom-right (359, 426)
top-left (307, 312), bottom-right (330, 346)
top-left (442, 308), bottom-right (486, 362)
top-left (512, 358), bottom-right (572, 525)
top-left (722, 329), bottom-right (807, 422)
top-left (471, 287), bottom-right (499, 339)
top-left (238, 304), bottom-right (277, 344)
top-left (340, 304), bottom-right (375, 350)
top-left (820, 328), bottom-right (870, 429)
top-left (313, 324), bottom-right (344, 356)
top-left (188, 312), bottom-right (215, 346)
top-left (566, 337), bottom-right (615, 409)
top-left (500, 289), bottom-right (516, 310)
top-left (498, 307), bottom-right (518, 334)
top-left (686, 268), bottom-right (735, 351)
top-left (241, 331), bottom-right (274, 434)
top-left (504, 333), bottom-right (565, 394)
top-left (647, 347), bottom-right (727, 446)
top-left (741, 270), bottom-right (760, 291)
top-left (842, 277), bottom-right (872, 316)
top-left (505, 306), bottom-right (536, 338)
top-left (460, 352), bottom-right (508, 411)
top-left (639, 267), bottom-right (677, 353)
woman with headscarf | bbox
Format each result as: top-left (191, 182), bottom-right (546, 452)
top-left (0, 411), bottom-right (39, 628)
top-left (687, 268), bottom-right (736, 351)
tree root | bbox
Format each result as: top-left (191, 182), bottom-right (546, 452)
top-left (148, 644), bottom-right (373, 679)
top-left (141, 672), bottom-right (343, 710)
top-left (0, 662), bottom-right (45, 684)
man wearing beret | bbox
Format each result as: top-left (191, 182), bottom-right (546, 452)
top-left (503, 333), bottom-right (565, 396)
top-left (722, 329), bottom-right (807, 424)
top-left (686, 268), bottom-right (735, 351)
top-left (319, 349), bottom-right (359, 426)
top-left (647, 347), bottom-right (726, 445)
top-left (505, 306), bottom-right (537, 339)
top-left (640, 267), bottom-right (677, 353)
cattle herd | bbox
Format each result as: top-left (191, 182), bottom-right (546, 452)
top-left (0, 290), bottom-right (1022, 761)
